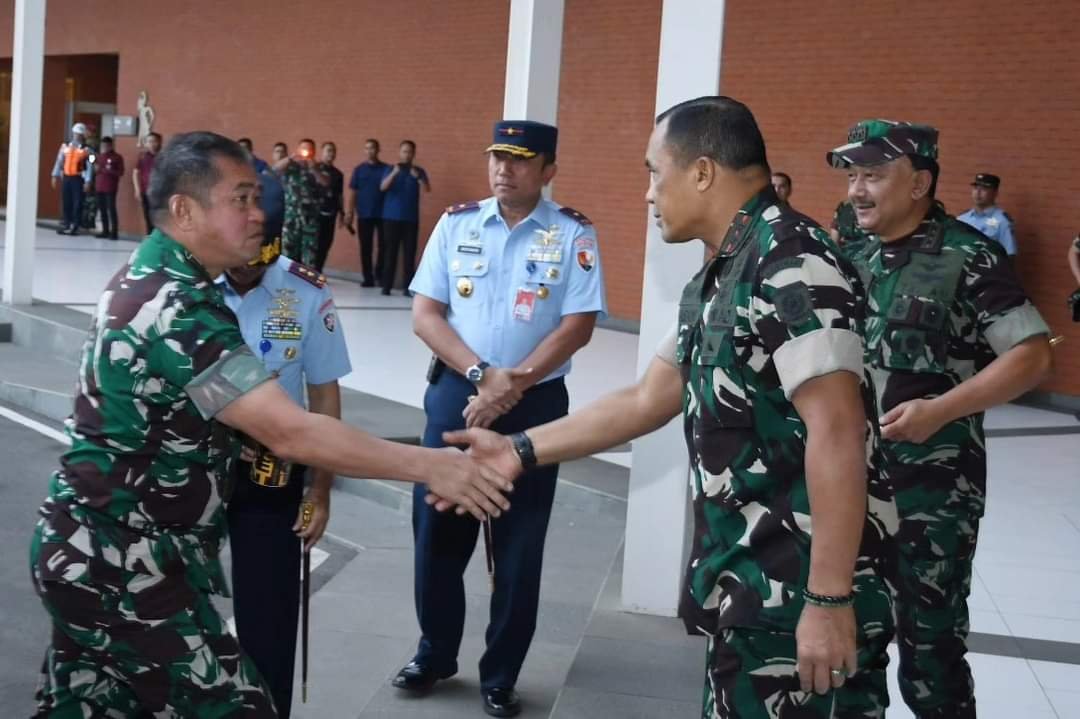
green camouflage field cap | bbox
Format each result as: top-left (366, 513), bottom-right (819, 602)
top-left (826, 119), bottom-right (939, 168)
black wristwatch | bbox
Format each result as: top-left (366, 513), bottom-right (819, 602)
top-left (509, 432), bottom-right (538, 471)
top-left (465, 361), bottom-right (490, 385)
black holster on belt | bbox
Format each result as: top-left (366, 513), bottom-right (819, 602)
top-left (426, 355), bottom-right (446, 384)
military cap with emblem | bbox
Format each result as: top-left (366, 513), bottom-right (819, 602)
top-left (826, 119), bottom-right (939, 169)
top-left (971, 173), bottom-right (1000, 189)
top-left (486, 120), bottom-right (558, 159)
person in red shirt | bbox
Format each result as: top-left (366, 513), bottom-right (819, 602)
top-left (132, 132), bottom-right (162, 235)
top-left (93, 136), bottom-right (125, 239)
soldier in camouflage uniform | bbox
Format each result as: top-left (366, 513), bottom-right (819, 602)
top-left (829, 200), bottom-right (872, 262)
top-left (444, 97), bottom-right (898, 719)
top-left (274, 138), bottom-right (329, 267)
top-left (827, 120), bottom-right (1054, 719)
top-left (29, 132), bottom-right (514, 718)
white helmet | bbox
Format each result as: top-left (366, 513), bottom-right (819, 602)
top-left (71, 122), bottom-right (88, 136)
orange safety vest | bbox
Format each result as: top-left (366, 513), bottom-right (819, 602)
top-left (61, 144), bottom-right (91, 176)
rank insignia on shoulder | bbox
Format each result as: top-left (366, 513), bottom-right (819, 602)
top-left (559, 206), bottom-right (592, 226)
top-left (447, 201), bottom-right (481, 215)
top-left (288, 261), bottom-right (327, 288)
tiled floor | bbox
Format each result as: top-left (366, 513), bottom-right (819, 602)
top-left (4, 226), bottom-right (1080, 717)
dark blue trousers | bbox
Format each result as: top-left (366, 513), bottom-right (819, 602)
top-left (61, 176), bottom-right (84, 231)
top-left (228, 462), bottom-right (306, 719)
top-left (412, 371), bottom-right (568, 690)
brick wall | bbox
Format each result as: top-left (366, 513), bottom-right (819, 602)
top-left (721, 0), bottom-right (1080, 395)
top-left (556, 0), bottom-right (662, 320)
top-left (0, 0), bottom-right (509, 271)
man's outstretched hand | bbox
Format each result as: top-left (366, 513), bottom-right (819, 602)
top-left (425, 429), bottom-right (525, 515)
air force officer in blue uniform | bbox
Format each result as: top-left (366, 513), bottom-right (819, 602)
top-left (400, 121), bottom-right (606, 717)
top-left (218, 197), bottom-right (352, 718)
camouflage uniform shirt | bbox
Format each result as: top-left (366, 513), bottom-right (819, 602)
top-left (280, 160), bottom-right (324, 265)
top-left (669, 187), bottom-right (896, 635)
top-left (34, 229), bottom-right (273, 607)
top-left (860, 202), bottom-right (1049, 518)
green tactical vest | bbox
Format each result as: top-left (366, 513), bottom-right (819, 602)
top-left (868, 219), bottom-right (967, 373)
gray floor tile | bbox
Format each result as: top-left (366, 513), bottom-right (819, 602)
top-left (552, 686), bottom-right (700, 719)
top-left (563, 636), bottom-right (702, 701)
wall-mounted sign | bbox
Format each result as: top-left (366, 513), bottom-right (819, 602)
top-left (111, 115), bottom-right (137, 136)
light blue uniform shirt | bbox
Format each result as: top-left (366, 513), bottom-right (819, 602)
top-left (410, 196), bottom-right (607, 383)
top-left (958, 206), bottom-right (1016, 255)
top-left (218, 256), bottom-right (352, 406)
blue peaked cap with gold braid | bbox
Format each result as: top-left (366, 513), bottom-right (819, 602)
top-left (486, 120), bottom-right (557, 159)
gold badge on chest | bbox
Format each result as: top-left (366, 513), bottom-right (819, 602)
top-left (457, 277), bottom-right (474, 298)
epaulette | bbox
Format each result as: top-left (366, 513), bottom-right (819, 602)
top-left (559, 206), bottom-right (592, 226)
top-left (1003, 211), bottom-right (1014, 225)
top-left (446, 201), bottom-right (481, 215)
top-left (288, 261), bottom-right (327, 288)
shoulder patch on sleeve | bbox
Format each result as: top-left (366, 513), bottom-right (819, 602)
top-left (773, 281), bottom-right (815, 327)
top-left (446, 201), bottom-right (481, 215)
top-left (288, 261), bottom-right (327, 288)
top-left (559, 206), bottom-right (593, 226)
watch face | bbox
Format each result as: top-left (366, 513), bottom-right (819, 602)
top-left (467, 367), bottom-right (482, 382)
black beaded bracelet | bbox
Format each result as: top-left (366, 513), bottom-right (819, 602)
top-left (802, 588), bottom-right (855, 608)
top-left (509, 432), bottom-right (537, 471)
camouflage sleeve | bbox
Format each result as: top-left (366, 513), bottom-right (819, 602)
top-left (751, 229), bottom-right (864, 399)
top-left (961, 243), bottom-right (1050, 356)
top-left (655, 322), bottom-right (678, 367)
top-left (186, 346), bottom-right (274, 419)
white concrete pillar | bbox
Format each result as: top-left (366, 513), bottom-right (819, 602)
top-left (622, 0), bottom-right (726, 616)
top-left (3, 0), bottom-right (47, 305)
top-left (503, 0), bottom-right (565, 125)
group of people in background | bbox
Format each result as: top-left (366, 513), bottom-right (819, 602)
top-left (50, 123), bottom-right (161, 239)
top-left (236, 136), bottom-right (429, 291)
top-left (50, 127), bottom-right (432, 297)
top-left (769, 167), bottom-right (1019, 260)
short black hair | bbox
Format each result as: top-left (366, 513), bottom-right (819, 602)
top-left (273, 142), bottom-right (287, 152)
top-left (321, 141), bottom-right (336, 150)
top-left (366, 138), bottom-right (380, 150)
top-left (298, 138), bottom-right (316, 148)
top-left (101, 136), bottom-right (114, 144)
top-left (401, 140), bottom-right (416, 151)
top-left (237, 137), bottom-right (253, 149)
top-left (771, 171), bottom-right (791, 187)
top-left (148, 132), bottom-right (162, 142)
top-left (656, 96), bottom-right (769, 172)
top-left (147, 131), bottom-right (248, 223)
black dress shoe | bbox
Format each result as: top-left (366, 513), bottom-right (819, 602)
top-left (483, 688), bottom-right (521, 717)
top-left (95, 232), bottom-right (110, 239)
top-left (380, 288), bottom-right (392, 296)
top-left (361, 279), bottom-right (375, 287)
top-left (391, 661), bottom-right (454, 692)
top-left (402, 289), bottom-right (413, 298)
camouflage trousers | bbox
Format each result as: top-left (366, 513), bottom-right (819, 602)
top-left (702, 621), bottom-right (892, 719)
top-left (282, 221), bottom-right (319, 267)
top-left (30, 524), bottom-right (278, 718)
top-left (893, 500), bottom-right (980, 719)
